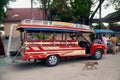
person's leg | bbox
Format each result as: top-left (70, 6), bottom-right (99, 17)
top-left (114, 46), bottom-right (117, 54)
top-left (113, 44), bottom-right (116, 54)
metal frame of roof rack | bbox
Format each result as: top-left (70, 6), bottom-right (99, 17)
top-left (22, 19), bottom-right (52, 25)
top-left (21, 19), bottom-right (90, 29)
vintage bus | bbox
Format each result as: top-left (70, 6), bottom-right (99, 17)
top-left (17, 19), bottom-right (106, 66)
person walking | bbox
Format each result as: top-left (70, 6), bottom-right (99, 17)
top-left (111, 34), bottom-right (117, 54)
top-left (102, 34), bottom-right (108, 54)
top-left (102, 34), bottom-right (108, 47)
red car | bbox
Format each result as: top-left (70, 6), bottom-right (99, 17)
top-left (17, 19), bottom-right (106, 66)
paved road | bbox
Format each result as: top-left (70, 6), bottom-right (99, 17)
top-left (0, 53), bottom-right (120, 80)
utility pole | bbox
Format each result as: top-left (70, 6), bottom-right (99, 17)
top-left (31, 0), bottom-right (34, 20)
top-left (89, 0), bottom-right (104, 27)
top-left (99, 0), bottom-right (102, 30)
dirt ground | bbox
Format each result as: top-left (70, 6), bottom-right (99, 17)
top-left (0, 53), bottom-right (120, 80)
top-left (0, 38), bottom-right (120, 80)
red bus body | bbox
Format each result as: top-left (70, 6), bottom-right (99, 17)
top-left (17, 19), bottom-right (106, 66)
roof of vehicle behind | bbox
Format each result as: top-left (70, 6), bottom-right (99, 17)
top-left (94, 29), bottom-right (116, 34)
top-left (17, 19), bottom-right (93, 33)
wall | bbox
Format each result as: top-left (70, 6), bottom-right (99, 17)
top-left (3, 21), bottom-right (20, 37)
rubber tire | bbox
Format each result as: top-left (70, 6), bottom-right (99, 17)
top-left (45, 55), bottom-right (59, 67)
top-left (92, 49), bottom-right (102, 60)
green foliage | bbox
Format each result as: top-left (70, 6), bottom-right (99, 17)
top-left (35, 34), bottom-right (41, 40)
top-left (48, 0), bottom-right (94, 24)
top-left (0, 0), bottom-right (9, 23)
top-left (48, 0), bottom-right (74, 22)
top-left (108, 0), bottom-right (120, 11)
top-left (89, 33), bottom-right (95, 42)
top-left (42, 34), bottom-right (46, 40)
top-left (37, 0), bottom-right (120, 25)
top-left (35, 33), bottom-right (46, 40)
top-left (37, 0), bottom-right (51, 19)
top-left (71, 0), bottom-right (93, 18)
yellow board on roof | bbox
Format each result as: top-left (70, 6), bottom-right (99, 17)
top-left (52, 21), bottom-right (73, 27)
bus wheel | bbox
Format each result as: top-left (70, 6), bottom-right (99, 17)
top-left (45, 55), bottom-right (59, 67)
top-left (92, 49), bottom-right (102, 60)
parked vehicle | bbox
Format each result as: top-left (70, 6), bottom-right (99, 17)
top-left (17, 19), bottom-right (106, 66)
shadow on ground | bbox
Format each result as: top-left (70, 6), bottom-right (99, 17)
top-left (11, 57), bottom-right (95, 70)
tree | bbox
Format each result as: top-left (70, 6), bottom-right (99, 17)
top-left (89, 0), bottom-right (104, 23)
top-left (0, 0), bottom-right (9, 23)
top-left (48, 0), bottom-right (94, 24)
top-left (108, 0), bottom-right (120, 5)
top-left (107, 0), bottom-right (120, 12)
top-left (107, 0), bottom-right (120, 25)
top-left (48, 0), bottom-right (74, 22)
top-left (37, 0), bottom-right (51, 20)
top-left (70, 0), bottom-right (93, 24)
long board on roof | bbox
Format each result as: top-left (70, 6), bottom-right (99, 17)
top-left (17, 19), bottom-right (93, 33)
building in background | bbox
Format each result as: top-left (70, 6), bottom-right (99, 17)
top-left (3, 8), bottom-right (44, 37)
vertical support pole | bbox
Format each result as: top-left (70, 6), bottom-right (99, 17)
top-left (6, 24), bottom-right (17, 63)
top-left (31, 0), bottom-right (34, 20)
top-left (65, 33), bottom-right (67, 46)
top-left (99, 0), bottom-right (102, 30)
top-left (98, 0), bottom-right (102, 38)
top-left (53, 31), bottom-right (55, 46)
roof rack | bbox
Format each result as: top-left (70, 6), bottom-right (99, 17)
top-left (22, 19), bottom-right (52, 25)
top-left (21, 19), bottom-right (90, 29)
